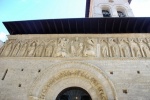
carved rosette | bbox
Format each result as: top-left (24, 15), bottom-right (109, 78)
top-left (1, 37), bottom-right (150, 58)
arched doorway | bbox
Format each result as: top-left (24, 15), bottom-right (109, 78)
top-left (29, 62), bottom-right (117, 100)
top-left (56, 87), bottom-right (92, 100)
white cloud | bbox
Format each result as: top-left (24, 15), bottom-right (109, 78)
top-left (0, 32), bottom-right (8, 42)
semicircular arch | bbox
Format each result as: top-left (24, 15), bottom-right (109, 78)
top-left (28, 61), bottom-right (117, 100)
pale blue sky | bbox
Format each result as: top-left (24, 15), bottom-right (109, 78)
top-left (0, 0), bottom-right (150, 42)
top-left (0, 0), bottom-right (86, 42)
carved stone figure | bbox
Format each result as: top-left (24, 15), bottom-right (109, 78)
top-left (18, 42), bottom-right (28, 57)
top-left (128, 38), bottom-right (141, 57)
top-left (108, 38), bottom-right (120, 57)
top-left (70, 41), bottom-right (76, 56)
top-left (138, 38), bottom-right (150, 57)
top-left (100, 39), bottom-right (109, 57)
top-left (118, 38), bottom-right (131, 57)
top-left (45, 43), bottom-right (53, 57)
top-left (77, 43), bottom-right (84, 56)
top-left (147, 38), bottom-right (150, 48)
top-left (55, 38), bottom-right (69, 57)
top-left (1, 40), bottom-right (13, 56)
top-left (0, 45), bottom-right (5, 56)
top-left (70, 37), bottom-right (83, 56)
top-left (26, 42), bottom-right (36, 57)
top-left (11, 42), bottom-right (21, 56)
top-left (83, 38), bottom-right (96, 57)
top-left (35, 42), bottom-right (45, 57)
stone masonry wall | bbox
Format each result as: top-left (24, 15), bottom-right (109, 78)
top-left (0, 58), bottom-right (150, 100)
top-left (0, 34), bottom-right (150, 100)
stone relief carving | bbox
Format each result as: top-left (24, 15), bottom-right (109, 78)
top-left (35, 41), bottom-right (45, 57)
top-left (138, 38), bottom-right (150, 57)
top-left (108, 38), bottom-right (120, 57)
top-left (45, 40), bottom-right (55, 57)
top-left (83, 38), bottom-right (96, 57)
top-left (128, 38), bottom-right (142, 57)
top-left (26, 41), bottom-right (36, 57)
top-left (100, 38), bottom-right (109, 57)
top-left (0, 37), bottom-right (150, 58)
top-left (11, 41), bottom-right (21, 56)
top-left (54, 38), bottom-right (69, 57)
top-left (0, 40), bottom-right (14, 56)
top-left (39, 70), bottom-right (107, 100)
top-left (17, 41), bottom-right (28, 57)
top-left (70, 37), bottom-right (84, 57)
top-left (118, 38), bottom-right (131, 57)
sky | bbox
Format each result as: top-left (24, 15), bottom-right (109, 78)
top-left (0, 0), bottom-right (150, 42)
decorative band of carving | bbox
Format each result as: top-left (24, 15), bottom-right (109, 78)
top-left (1, 37), bottom-right (150, 58)
top-left (38, 70), bottom-right (107, 100)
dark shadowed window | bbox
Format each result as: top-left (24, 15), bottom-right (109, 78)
top-left (102, 10), bottom-right (111, 17)
top-left (117, 11), bottom-right (126, 17)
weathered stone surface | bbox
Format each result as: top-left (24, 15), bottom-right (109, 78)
top-left (0, 34), bottom-right (150, 100)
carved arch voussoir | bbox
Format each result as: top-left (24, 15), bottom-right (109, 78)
top-left (28, 62), bottom-right (116, 100)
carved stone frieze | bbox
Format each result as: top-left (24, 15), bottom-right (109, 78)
top-left (1, 37), bottom-right (150, 58)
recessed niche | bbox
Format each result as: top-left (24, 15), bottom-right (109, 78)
top-left (2, 69), bottom-right (8, 80)
top-left (137, 71), bottom-right (140, 74)
top-left (18, 84), bottom-right (21, 87)
top-left (123, 89), bottom-right (128, 94)
top-left (110, 71), bottom-right (113, 75)
top-left (21, 69), bottom-right (24, 71)
top-left (38, 69), bottom-right (41, 73)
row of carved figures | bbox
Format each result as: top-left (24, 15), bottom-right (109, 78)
top-left (0, 37), bottom-right (150, 57)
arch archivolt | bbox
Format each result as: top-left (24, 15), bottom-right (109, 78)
top-left (28, 62), bottom-right (117, 100)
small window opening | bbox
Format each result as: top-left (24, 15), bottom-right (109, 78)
top-left (137, 71), bottom-right (140, 74)
top-left (110, 71), bottom-right (113, 74)
top-left (18, 84), bottom-right (21, 87)
top-left (123, 89), bottom-right (128, 94)
top-left (117, 11), bottom-right (126, 17)
top-left (2, 69), bottom-right (8, 80)
top-left (102, 10), bottom-right (111, 17)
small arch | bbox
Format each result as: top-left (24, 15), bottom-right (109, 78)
top-left (116, 6), bottom-right (127, 17)
top-left (101, 5), bottom-right (112, 17)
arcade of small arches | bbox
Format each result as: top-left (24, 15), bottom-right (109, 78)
top-left (101, 6), bottom-right (127, 17)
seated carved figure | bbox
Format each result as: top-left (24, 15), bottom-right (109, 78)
top-left (83, 38), bottom-right (96, 57)
top-left (55, 38), bottom-right (69, 57)
top-left (84, 44), bottom-right (95, 57)
top-left (55, 44), bottom-right (67, 57)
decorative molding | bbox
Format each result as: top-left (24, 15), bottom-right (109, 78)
top-left (38, 69), bottom-right (107, 100)
top-left (28, 62), bottom-right (117, 100)
top-left (1, 37), bottom-right (150, 58)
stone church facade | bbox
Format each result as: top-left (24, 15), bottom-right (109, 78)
top-left (1, 0), bottom-right (150, 100)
